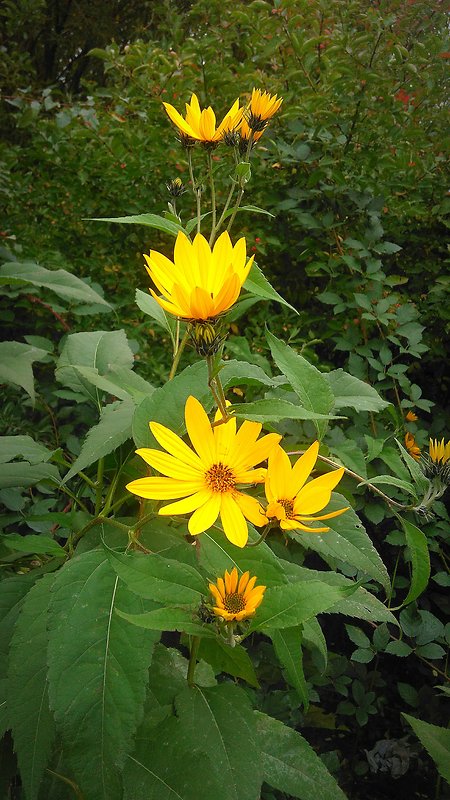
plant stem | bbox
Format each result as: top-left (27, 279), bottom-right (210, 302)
top-left (67, 515), bottom-right (130, 550)
top-left (246, 524), bottom-right (272, 547)
top-left (207, 151), bottom-right (216, 246)
top-left (168, 329), bottom-right (189, 381)
top-left (226, 135), bottom-right (253, 235)
top-left (214, 178), bottom-right (237, 239)
top-left (95, 457), bottom-right (104, 516)
top-left (206, 355), bottom-right (228, 419)
top-left (187, 148), bottom-right (201, 234)
top-left (187, 635), bottom-right (201, 686)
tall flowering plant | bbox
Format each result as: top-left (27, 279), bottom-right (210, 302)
top-left (2, 84), bottom-right (446, 800)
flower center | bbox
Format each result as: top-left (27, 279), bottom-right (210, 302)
top-left (223, 592), bottom-right (246, 613)
top-left (205, 462), bottom-right (236, 493)
top-left (279, 498), bottom-right (295, 519)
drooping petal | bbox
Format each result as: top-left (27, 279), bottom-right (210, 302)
top-left (234, 492), bottom-right (267, 527)
top-left (158, 488), bottom-right (211, 516)
top-left (188, 493), bottom-right (221, 535)
top-left (219, 493), bottom-right (249, 547)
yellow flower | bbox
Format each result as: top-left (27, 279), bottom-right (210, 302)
top-left (264, 442), bottom-right (348, 532)
top-left (163, 93), bottom-right (243, 143)
top-left (126, 396), bottom-right (281, 547)
top-left (246, 88), bottom-right (283, 131)
top-left (405, 410), bottom-right (418, 422)
top-left (209, 567), bottom-right (266, 622)
top-left (429, 438), bottom-right (450, 466)
top-left (143, 230), bottom-right (254, 321)
top-left (405, 432), bottom-right (421, 461)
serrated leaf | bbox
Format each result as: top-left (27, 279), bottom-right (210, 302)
top-left (299, 495), bottom-right (390, 593)
top-left (0, 461), bottom-right (60, 490)
top-left (255, 711), bottom-right (348, 799)
top-left (402, 714), bottom-right (450, 783)
top-left (360, 475), bottom-right (417, 498)
top-left (396, 439), bottom-right (430, 493)
top-left (0, 575), bottom-right (36, 735)
top-left (245, 263), bottom-right (297, 313)
top-left (0, 341), bottom-right (48, 403)
top-left (200, 528), bottom-right (288, 587)
top-left (107, 547), bottom-right (206, 605)
top-left (248, 581), bottom-right (351, 632)
top-left (89, 213), bottom-right (185, 236)
top-left (63, 399), bottom-right (134, 482)
top-left (2, 534), bottom-right (66, 557)
top-left (267, 330), bottom-right (335, 438)
top-left (198, 639), bottom-right (259, 687)
top-left (230, 399), bottom-right (341, 423)
top-left (174, 684), bottom-right (262, 800)
top-left (56, 330), bottom-right (134, 403)
top-left (0, 262), bottom-right (111, 309)
top-left (397, 516), bottom-right (430, 607)
top-left (116, 606), bottom-right (216, 637)
top-left (47, 550), bottom-right (158, 800)
top-left (271, 627), bottom-right (309, 708)
top-left (0, 436), bottom-right (53, 465)
top-left (72, 365), bottom-right (154, 404)
top-left (8, 574), bottom-right (56, 800)
top-left (135, 289), bottom-right (176, 345)
top-left (302, 617), bottom-right (328, 672)
top-left (325, 369), bottom-right (389, 412)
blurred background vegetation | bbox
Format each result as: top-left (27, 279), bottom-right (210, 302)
top-left (1, 1), bottom-right (448, 797)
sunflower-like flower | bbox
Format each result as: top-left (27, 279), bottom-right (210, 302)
top-left (246, 88), bottom-right (283, 132)
top-left (405, 410), bottom-right (418, 422)
top-left (421, 438), bottom-right (450, 485)
top-left (209, 567), bottom-right (266, 622)
top-left (405, 432), bottom-right (421, 461)
top-left (263, 442), bottom-right (349, 532)
top-left (126, 396), bottom-right (281, 547)
top-left (143, 230), bottom-right (254, 321)
top-left (163, 93), bottom-right (243, 143)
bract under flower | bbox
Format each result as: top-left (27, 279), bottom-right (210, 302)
top-left (264, 442), bottom-right (348, 532)
top-left (143, 230), bottom-right (254, 321)
top-left (126, 396), bottom-right (280, 547)
top-left (209, 567), bottom-right (266, 622)
top-left (163, 93), bottom-right (243, 143)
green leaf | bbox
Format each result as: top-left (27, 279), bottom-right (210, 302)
top-left (47, 550), bottom-right (158, 800)
top-left (219, 359), bottom-right (277, 390)
top-left (248, 581), bottom-right (352, 632)
top-left (271, 627), bottom-right (309, 708)
top-left (0, 436), bottom-right (53, 465)
top-left (351, 648), bottom-right (375, 663)
top-left (2, 534), bottom-right (66, 557)
top-left (245, 263), bottom-right (298, 313)
top-left (385, 640), bottom-right (412, 656)
top-left (107, 547), bottom-right (206, 605)
top-left (116, 606), bottom-right (216, 637)
top-left (325, 369), bottom-right (389, 413)
top-left (299, 495), bottom-right (391, 593)
top-left (0, 575), bottom-right (35, 735)
top-left (132, 361), bottom-right (213, 448)
top-left (396, 439), bottom-right (430, 494)
top-left (345, 624), bottom-right (371, 648)
top-left (71, 365), bottom-right (154, 404)
top-left (362, 475), bottom-right (417, 497)
top-left (135, 289), bottom-right (177, 345)
top-left (62, 399), bottom-right (134, 482)
top-left (0, 341), bottom-right (48, 403)
top-left (302, 618), bottom-right (328, 672)
top-left (8, 574), bottom-right (56, 800)
top-left (198, 639), bottom-right (259, 687)
top-left (0, 461), bottom-right (60, 490)
top-left (89, 213), bottom-right (185, 236)
top-left (175, 684), bottom-right (262, 800)
top-left (56, 330), bottom-right (134, 403)
top-left (0, 262), bottom-right (111, 309)
top-left (266, 330), bottom-right (335, 438)
top-left (402, 714), bottom-right (450, 784)
top-left (230, 399), bottom-right (341, 423)
top-left (397, 517), bottom-right (430, 606)
top-left (255, 711), bottom-right (348, 800)
top-left (200, 528), bottom-right (288, 587)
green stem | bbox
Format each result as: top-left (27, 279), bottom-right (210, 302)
top-left (214, 178), bottom-right (237, 239)
top-left (226, 135), bottom-right (253, 235)
top-left (206, 355), bottom-right (228, 419)
top-left (95, 458), bottom-right (104, 516)
top-left (168, 329), bottom-right (189, 381)
top-left (187, 635), bottom-right (201, 686)
top-left (59, 486), bottom-right (90, 514)
top-left (246, 524), bottom-right (272, 547)
top-left (60, 460), bottom-right (97, 489)
top-left (67, 515), bottom-right (130, 551)
top-left (188, 148), bottom-right (201, 234)
top-left (207, 151), bottom-right (216, 246)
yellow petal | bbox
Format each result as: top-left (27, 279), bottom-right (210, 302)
top-left (185, 395), bottom-right (216, 466)
top-left (266, 446), bottom-right (292, 500)
top-left (216, 576), bottom-right (226, 599)
top-left (214, 415), bottom-right (237, 464)
top-left (209, 584), bottom-right (224, 607)
top-left (149, 421), bottom-right (204, 470)
top-left (295, 468), bottom-right (344, 514)
top-left (135, 448), bottom-right (203, 481)
top-left (188, 493), bottom-right (221, 535)
top-left (163, 102), bottom-right (195, 137)
top-left (219, 493), bottom-right (248, 547)
top-left (126, 477), bottom-right (200, 500)
top-left (233, 432), bottom-right (282, 473)
top-left (233, 492), bottom-right (267, 527)
top-left (238, 571), bottom-right (250, 593)
top-left (158, 488), bottom-right (211, 516)
top-left (290, 441), bottom-right (320, 495)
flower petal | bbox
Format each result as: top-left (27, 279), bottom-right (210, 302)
top-left (219, 493), bottom-right (249, 547)
top-left (290, 441), bottom-right (320, 495)
top-left (233, 492), bottom-right (267, 528)
top-left (126, 477), bottom-right (199, 500)
top-left (266, 446), bottom-right (292, 500)
top-left (295, 468), bottom-right (345, 514)
top-left (188, 493), bottom-right (221, 535)
top-left (158, 488), bottom-right (211, 515)
top-left (135, 448), bottom-right (203, 481)
top-left (149, 421), bottom-right (204, 470)
top-left (185, 395), bottom-right (216, 466)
